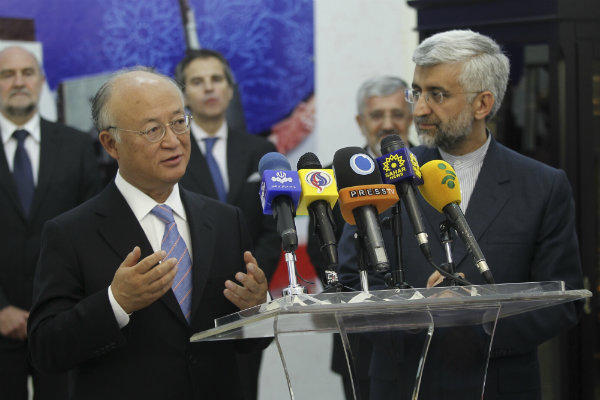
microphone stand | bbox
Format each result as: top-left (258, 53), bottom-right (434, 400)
top-left (353, 232), bottom-right (370, 293)
top-left (439, 220), bottom-right (458, 286)
top-left (383, 204), bottom-right (410, 289)
top-left (282, 251), bottom-right (306, 296)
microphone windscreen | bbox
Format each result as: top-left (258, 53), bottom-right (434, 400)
top-left (333, 147), bottom-right (382, 189)
top-left (418, 160), bottom-right (461, 213)
top-left (380, 134), bottom-right (406, 155)
top-left (259, 152), bottom-right (291, 176)
top-left (297, 152), bottom-right (323, 170)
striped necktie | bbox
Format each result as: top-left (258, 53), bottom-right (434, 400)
top-left (150, 204), bottom-right (192, 322)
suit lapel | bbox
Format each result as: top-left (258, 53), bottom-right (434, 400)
top-left (29, 119), bottom-right (59, 220)
top-left (453, 138), bottom-right (511, 268)
top-left (181, 188), bottom-right (216, 322)
top-left (225, 129), bottom-right (250, 204)
top-left (0, 134), bottom-right (24, 219)
top-left (95, 182), bottom-right (188, 326)
top-left (185, 134), bottom-right (219, 199)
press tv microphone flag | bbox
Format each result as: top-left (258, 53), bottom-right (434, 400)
top-left (297, 152), bottom-right (339, 269)
top-left (419, 160), bottom-right (495, 284)
top-left (258, 152), bottom-right (301, 253)
top-left (376, 135), bottom-right (430, 252)
top-left (333, 147), bottom-right (398, 272)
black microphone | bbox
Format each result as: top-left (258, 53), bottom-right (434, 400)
top-left (333, 147), bottom-right (398, 273)
top-left (296, 152), bottom-right (339, 271)
top-left (377, 135), bottom-right (432, 258)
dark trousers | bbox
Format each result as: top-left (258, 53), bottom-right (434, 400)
top-left (0, 345), bottom-right (68, 400)
top-left (236, 350), bottom-right (263, 400)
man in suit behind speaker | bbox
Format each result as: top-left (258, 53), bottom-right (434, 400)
top-left (28, 68), bottom-right (270, 399)
top-left (176, 49), bottom-right (281, 400)
top-left (0, 46), bottom-right (102, 399)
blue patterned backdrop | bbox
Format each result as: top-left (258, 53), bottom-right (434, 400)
top-left (2, 0), bottom-right (314, 134)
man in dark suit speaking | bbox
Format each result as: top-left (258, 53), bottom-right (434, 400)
top-left (0, 46), bottom-right (102, 399)
top-left (28, 68), bottom-right (269, 399)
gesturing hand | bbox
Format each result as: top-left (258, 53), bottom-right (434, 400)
top-left (111, 246), bottom-right (178, 314)
top-left (224, 251), bottom-right (268, 310)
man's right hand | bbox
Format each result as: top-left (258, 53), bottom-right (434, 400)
top-left (111, 246), bottom-right (178, 314)
top-left (0, 305), bottom-right (29, 340)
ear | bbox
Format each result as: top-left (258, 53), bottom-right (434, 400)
top-left (472, 91), bottom-right (495, 121)
top-left (355, 114), bottom-right (364, 128)
top-left (99, 130), bottom-right (119, 160)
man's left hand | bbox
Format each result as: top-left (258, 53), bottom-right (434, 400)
top-left (426, 271), bottom-right (465, 288)
top-left (224, 251), bottom-right (268, 310)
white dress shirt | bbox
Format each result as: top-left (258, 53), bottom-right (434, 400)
top-left (439, 133), bottom-right (491, 213)
top-left (190, 120), bottom-right (229, 192)
top-left (0, 112), bottom-right (41, 185)
top-left (108, 171), bottom-right (193, 328)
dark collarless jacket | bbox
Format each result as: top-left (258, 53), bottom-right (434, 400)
top-left (180, 127), bottom-right (280, 280)
top-left (0, 118), bottom-right (102, 366)
top-left (28, 183), bottom-right (261, 399)
top-left (338, 137), bottom-right (583, 400)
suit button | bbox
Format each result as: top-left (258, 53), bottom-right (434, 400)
top-left (187, 354), bottom-right (197, 364)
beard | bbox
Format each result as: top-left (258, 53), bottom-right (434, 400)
top-left (6, 103), bottom-right (36, 118)
top-left (370, 128), bottom-right (401, 157)
top-left (4, 90), bottom-right (37, 118)
top-left (416, 107), bottom-right (474, 152)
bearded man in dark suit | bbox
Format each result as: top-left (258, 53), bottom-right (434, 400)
top-left (0, 46), bottom-right (102, 400)
top-left (338, 30), bottom-right (583, 400)
top-left (28, 68), bottom-right (269, 400)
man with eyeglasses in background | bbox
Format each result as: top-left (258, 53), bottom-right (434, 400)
top-left (337, 30), bottom-right (582, 399)
top-left (28, 68), bottom-right (270, 400)
top-left (305, 75), bottom-right (413, 399)
top-left (0, 46), bottom-right (102, 400)
top-left (175, 49), bottom-right (280, 400)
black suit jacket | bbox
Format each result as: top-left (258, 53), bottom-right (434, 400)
top-left (28, 182), bottom-right (262, 399)
top-left (0, 119), bottom-right (101, 363)
top-left (180, 128), bottom-right (280, 280)
top-left (338, 137), bottom-right (583, 399)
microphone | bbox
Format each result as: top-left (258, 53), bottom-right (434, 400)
top-left (333, 147), bottom-right (398, 273)
top-left (376, 135), bottom-right (431, 256)
top-left (258, 152), bottom-right (302, 253)
top-left (296, 152), bottom-right (339, 270)
top-left (419, 160), bottom-right (495, 284)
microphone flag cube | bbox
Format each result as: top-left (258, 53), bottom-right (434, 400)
top-left (296, 169), bottom-right (338, 216)
top-left (376, 147), bottom-right (424, 186)
top-left (259, 170), bottom-right (302, 215)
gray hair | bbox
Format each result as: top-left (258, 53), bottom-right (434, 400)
top-left (356, 76), bottom-right (410, 116)
top-left (412, 30), bottom-right (510, 119)
top-left (91, 66), bottom-right (183, 140)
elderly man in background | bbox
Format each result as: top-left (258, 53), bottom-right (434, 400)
top-left (0, 46), bottom-right (101, 400)
top-left (306, 75), bottom-right (413, 400)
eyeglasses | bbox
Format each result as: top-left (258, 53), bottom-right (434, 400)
top-left (404, 89), bottom-right (481, 105)
top-left (108, 114), bottom-right (192, 143)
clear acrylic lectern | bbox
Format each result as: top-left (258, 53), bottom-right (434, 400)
top-left (191, 281), bottom-right (590, 399)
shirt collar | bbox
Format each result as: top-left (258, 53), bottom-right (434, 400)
top-left (114, 170), bottom-right (187, 222)
top-left (190, 119), bottom-right (228, 143)
top-left (0, 112), bottom-right (41, 144)
top-left (439, 131), bottom-right (491, 169)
